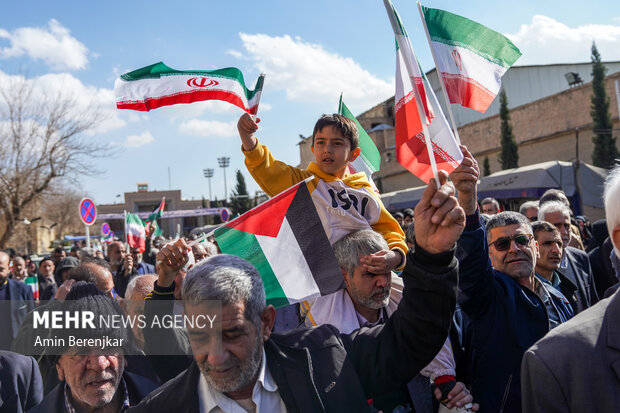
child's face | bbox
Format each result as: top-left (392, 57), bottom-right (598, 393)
top-left (311, 125), bottom-right (360, 179)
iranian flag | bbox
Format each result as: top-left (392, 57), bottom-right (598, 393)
top-left (384, 0), bottom-right (463, 183)
top-left (25, 275), bottom-right (39, 300)
top-left (420, 4), bottom-right (521, 113)
top-left (126, 212), bottom-right (146, 253)
top-left (338, 96), bottom-right (381, 191)
top-left (115, 62), bottom-right (265, 114)
top-left (214, 179), bottom-right (343, 308)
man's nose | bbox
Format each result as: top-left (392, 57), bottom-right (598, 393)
top-left (87, 355), bottom-right (111, 371)
top-left (207, 348), bottom-right (230, 367)
top-left (375, 274), bottom-right (389, 288)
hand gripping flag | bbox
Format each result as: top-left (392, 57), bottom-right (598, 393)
top-left (420, 4), bottom-right (521, 113)
top-left (145, 197), bottom-right (165, 237)
top-left (338, 95), bottom-right (382, 192)
top-left (384, 0), bottom-right (463, 183)
top-left (125, 212), bottom-right (146, 253)
top-left (115, 62), bottom-right (265, 114)
top-left (214, 179), bottom-right (344, 308)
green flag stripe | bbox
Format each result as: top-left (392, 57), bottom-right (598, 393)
top-left (338, 98), bottom-right (381, 171)
top-left (214, 226), bottom-right (290, 308)
top-left (120, 62), bottom-right (263, 100)
top-left (422, 6), bottom-right (521, 68)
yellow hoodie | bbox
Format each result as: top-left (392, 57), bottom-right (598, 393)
top-left (243, 141), bottom-right (407, 271)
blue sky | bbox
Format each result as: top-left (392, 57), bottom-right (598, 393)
top-left (2, 0), bottom-right (620, 205)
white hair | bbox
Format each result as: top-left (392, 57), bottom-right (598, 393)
top-left (125, 274), bottom-right (158, 300)
top-left (519, 200), bottom-right (539, 216)
top-left (604, 164), bottom-right (620, 253)
top-left (538, 201), bottom-right (570, 222)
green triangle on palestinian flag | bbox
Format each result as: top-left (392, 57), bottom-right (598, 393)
top-left (215, 180), bottom-right (343, 308)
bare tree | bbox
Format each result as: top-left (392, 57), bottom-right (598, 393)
top-left (0, 75), bottom-right (110, 248)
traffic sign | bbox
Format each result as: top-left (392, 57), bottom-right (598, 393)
top-left (101, 222), bottom-right (111, 235)
top-left (79, 198), bottom-right (97, 226)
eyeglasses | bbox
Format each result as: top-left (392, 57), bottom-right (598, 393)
top-left (489, 234), bottom-right (533, 251)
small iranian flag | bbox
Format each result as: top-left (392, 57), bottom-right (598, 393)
top-left (25, 275), bottom-right (39, 300)
top-left (214, 179), bottom-right (343, 308)
top-left (384, 0), bottom-right (463, 183)
top-left (126, 212), bottom-right (146, 253)
top-left (420, 4), bottom-right (521, 113)
top-left (115, 62), bottom-right (265, 114)
top-left (338, 96), bottom-right (381, 191)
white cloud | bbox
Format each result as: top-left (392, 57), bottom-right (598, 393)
top-left (179, 119), bottom-right (237, 138)
top-left (235, 33), bottom-right (393, 111)
top-left (124, 131), bottom-right (154, 148)
top-left (0, 70), bottom-right (125, 135)
top-left (508, 15), bottom-right (620, 64)
top-left (0, 19), bottom-right (90, 70)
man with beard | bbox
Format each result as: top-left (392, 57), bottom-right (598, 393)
top-left (130, 172), bottom-right (462, 412)
top-left (108, 241), bottom-right (138, 298)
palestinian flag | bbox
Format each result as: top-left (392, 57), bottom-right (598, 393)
top-left (420, 5), bottom-right (521, 113)
top-left (214, 179), bottom-right (343, 308)
top-left (384, 0), bottom-right (463, 183)
top-left (115, 62), bottom-right (265, 114)
top-left (338, 96), bottom-right (381, 192)
top-left (126, 212), bottom-right (146, 253)
top-left (25, 275), bottom-right (39, 300)
top-left (146, 197), bottom-right (165, 222)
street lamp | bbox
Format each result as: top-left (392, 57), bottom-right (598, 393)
top-left (218, 157), bottom-right (230, 202)
top-left (203, 168), bottom-right (214, 202)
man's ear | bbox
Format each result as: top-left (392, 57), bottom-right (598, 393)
top-left (310, 145), bottom-right (314, 155)
top-left (534, 240), bottom-right (540, 260)
top-left (260, 305), bottom-right (276, 341)
top-left (349, 147), bottom-right (361, 161)
top-left (612, 225), bottom-right (620, 254)
top-left (341, 268), bottom-right (352, 290)
top-left (56, 359), bottom-right (65, 382)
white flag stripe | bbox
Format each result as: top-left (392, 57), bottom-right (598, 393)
top-left (431, 41), bottom-right (505, 97)
top-left (255, 217), bottom-right (321, 302)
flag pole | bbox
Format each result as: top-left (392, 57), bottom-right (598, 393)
top-left (417, 1), bottom-right (461, 145)
top-left (123, 210), bottom-right (129, 252)
top-left (383, 0), bottom-right (440, 186)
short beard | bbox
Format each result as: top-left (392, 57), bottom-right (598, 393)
top-left (199, 332), bottom-right (263, 393)
top-left (349, 285), bottom-right (391, 310)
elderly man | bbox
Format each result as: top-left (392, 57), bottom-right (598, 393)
top-left (29, 282), bottom-right (157, 413)
top-left (532, 221), bottom-right (579, 316)
top-left (519, 200), bottom-right (539, 222)
top-left (124, 274), bottom-right (158, 350)
top-left (480, 197), bottom-right (500, 215)
top-left (522, 163), bottom-right (620, 411)
top-left (11, 256), bottom-right (29, 282)
top-left (449, 146), bottom-right (570, 413)
top-left (0, 251), bottom-right (34, 351)
top-left (538, 201), bottom-right (598, 312)
top-left (108, 241), bottom-right (140, 298)
top-left (302, 229), bottom-right (476, 412)
top-left (130, 172), bottom-right (463, 412)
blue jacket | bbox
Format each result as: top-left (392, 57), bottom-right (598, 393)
top-left (457, 212), bottom-right (549, 413)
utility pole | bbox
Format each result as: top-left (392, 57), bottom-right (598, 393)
top-left (203, 168), bottom-right (214, 202)
top-left (218, 157), bottom-right (230, 203)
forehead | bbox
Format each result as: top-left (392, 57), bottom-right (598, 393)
top-left (536, 230), bottom-right (562, 243)
top-left (544, 210), bottom-right (570, 222)
top-left (314, 125), bottom-right (345, 140)
top-left (489, 223), bottom-right (531, 241)
top-left (185, 301), bottom-right (245, 329)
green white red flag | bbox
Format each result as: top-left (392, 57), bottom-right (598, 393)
top-left (384, 0), bottom-right (463, 183)
top-left (25, 275), bottom-right (39, 300)
top-left (145, 197), bottom-right (165, 237)
top-left (214, 179), bottom-right (343, 308)
top-left (420, 4), bottom-right (521, 113)
top-left (115, 62), bottom-right (265, 114)
top-left (126, 212), bottom-right (146, 253)
top-left (338, 96), bottom-right (381, 191)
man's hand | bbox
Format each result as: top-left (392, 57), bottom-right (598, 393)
top-left (414, 171), bottom-right (465, 254)
top-left (360, 249), bottom-right (401, 273)
top-left (123, 254), bottom-right (134, 276)
top-left (449, 145), bottom-right (479, 216)
top-left (156, 239), bottom-right (190, 288)
top-left (237, 113), bottom-right (259, 151)
top-left (434, 381), bottom-right (479, 411)
top-left (54, 279), bottom-right (76, 301)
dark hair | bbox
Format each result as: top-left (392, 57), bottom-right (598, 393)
top-left (53, 246), bottom-right (65, 254)
top-left (539, 189), bottom-right (568, 207)
top-left (485, 211), bottom-right (532, 243)
top-left (531, 220), bottom-right (560, 238)
top-left (39, 257), bottom-right (54, 267)
top-left (393, 211), bottom-right (404, 219)
top-left (81, 256), bottom-right (113, 273)
top-left (312, 114), bottom-right (358, 150)
top-left (403, 208), bottom-right (414, 218)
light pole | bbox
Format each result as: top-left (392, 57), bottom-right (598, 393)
top-left (203, 168), bottom-right (214, 202)
top-left (218, 157), bottom-right (230, 202)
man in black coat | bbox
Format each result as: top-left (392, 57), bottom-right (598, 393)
top-left (0, 251), bottom-right (35, 351)
top-left (0, 350), bottom-right (43, 412)
top-left (130, 172), bottom-right (464, 412)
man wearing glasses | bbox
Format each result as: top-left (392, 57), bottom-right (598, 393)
top-left (449, 146), bottom-right (568, 413)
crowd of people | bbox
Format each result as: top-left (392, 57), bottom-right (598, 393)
top-left (0, 112), bottom-right (618, 412)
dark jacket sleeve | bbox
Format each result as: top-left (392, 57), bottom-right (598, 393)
top-left (456, 210), bottom-right (496, 319)
top-left (143, 282), bottom-right (192, 382)
top-left (340, 241), bottom-right (458, 397)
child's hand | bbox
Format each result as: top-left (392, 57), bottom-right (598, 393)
top-left (360, 249), bottom-right (401, 273)
top-left (237, 113), bottom-right (259, 151)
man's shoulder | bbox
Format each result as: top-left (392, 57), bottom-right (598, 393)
top-left (566, 246), bottom-right (589, 261)
top-left (28, 383), bottom-right (64, 413)
top-left (8, 278), bottom-right (33, 296)
top-left (129, 363), bottom-right (199, 412)
top-left (270, 324), bottom-right (343, 349)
